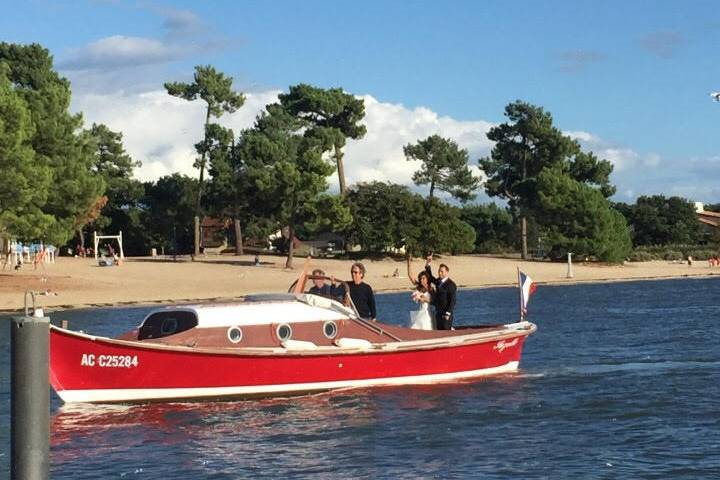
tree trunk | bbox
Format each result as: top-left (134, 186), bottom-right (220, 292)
top-left (234, 217), bottom-right (243, 256)
top-left (285, 225), bottom-right (294, 269)
top-left (194, 106), bottom-right (212, 258)
top-left (77, 228), bottom-right (85, 255)
top-left (335, 145), bottom-right (347, 196)
top-left (194, 216), bottom-right (201, 258)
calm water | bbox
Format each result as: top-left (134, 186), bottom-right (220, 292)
top-left (2, 278), bottom-right (720, 479)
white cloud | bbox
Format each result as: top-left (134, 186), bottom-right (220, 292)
top-left (72, 89), bottom-right (280, 181)
top-left (567, 130), bottom-right (662, 172)
top-left (58, 6), bottom-right (227, 72)
top-left (601, 148), bottom-right (641, 171)
top-left (342, 95), bottom-right (492, 192)
top-left (74, 87), bottom-right (720, 203)
top-left (71, 89), bottom-right (493, 192)
top-left (60, 35), bottom-right (184, 70)
top-left (643, 153), bottom-right (661, 167)
top-left (566, 130), bottom-right (600, 143)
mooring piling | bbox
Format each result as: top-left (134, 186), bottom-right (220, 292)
top-left (11, 291), bottom-right (52, 480)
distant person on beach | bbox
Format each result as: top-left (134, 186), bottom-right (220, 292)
top-left (346, 262), bottom-right (376, 321)
top-left (425, 254), bottom-right (457, 330)
top-left (308, 268), bottom-right (344, 302)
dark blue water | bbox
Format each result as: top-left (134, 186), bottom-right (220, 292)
top-left (2, 278), bottom-right (720, 479)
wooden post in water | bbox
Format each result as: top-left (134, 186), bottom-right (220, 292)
top-left (11, 293), bottom-right (51, 480)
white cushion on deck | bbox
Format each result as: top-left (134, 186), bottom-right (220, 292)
top-left (334, 337), bottom-right (373, 349)
top-left (281, 339), bottom-right (319, 350)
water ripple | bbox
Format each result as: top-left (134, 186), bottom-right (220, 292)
top-left (2, 277), bottom-right (720, 478)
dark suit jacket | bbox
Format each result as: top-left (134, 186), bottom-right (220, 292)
top-left (425, 265), bottom-right (457, 318)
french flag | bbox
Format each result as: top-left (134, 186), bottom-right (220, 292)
top-left (519, 271), bottom-right (537, 317)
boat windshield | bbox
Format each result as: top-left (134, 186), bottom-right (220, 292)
top-left (244, 293), bottom-right (300, 303)
top-left (244, 292), bottom-right (356, 318)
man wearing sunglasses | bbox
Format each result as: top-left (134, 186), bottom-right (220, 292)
top-left (346, 262), bottom-right (376, 321)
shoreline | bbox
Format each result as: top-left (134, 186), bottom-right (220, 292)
top-left (1, 254), bottom-right (718, 314)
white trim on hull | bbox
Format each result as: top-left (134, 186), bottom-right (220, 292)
top-left (57, 361), bottom-right (520, 403)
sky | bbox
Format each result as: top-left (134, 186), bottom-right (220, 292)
top-left (3, 0), bottom-right (719, 203)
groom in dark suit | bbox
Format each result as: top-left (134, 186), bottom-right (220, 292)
top-left (425, 255), bottom-right (457, 330)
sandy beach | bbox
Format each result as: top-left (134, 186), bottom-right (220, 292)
top-left (1, 254), bottom-right (718, 312)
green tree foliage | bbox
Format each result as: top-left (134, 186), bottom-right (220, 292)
top-left (142, 174), bottom-right (198, 255)
top-left (425, 200), bottom-right (477, 255)
top-left (80, 123), bottom-right (144, 252)
top-left (239, 100), bottom-right (351, 268)
top-left (534, 167), bottom-right (631, 262)
top-left (346, 183), bottom-right (475, 256)
top-left (459, 203), bottom-right (515, 253)
top-left (479, 100), bottom-right (615, 258)
top-left (617, 195), bottom-right (702, 246)
top-left (415, 200), bottom-right (476, 256)
top-left (304, 193), bottom-right (354, 234)
top-left (404, 134), bottom-right (480, 203)
top-left (165, 65), bottom-right (245, 255)
top-left (206, 122), bottom-right (336, 254)
top-left (278, 84), bottom-right (366, 195)
top-left (346, 182), bottom-right (425, 253)
top-left (204, 124), bottom-right (249, 254)
top-left (0, 43), bottom-right (104, 245)
top-left (0, 64), bottom-right (53, 240)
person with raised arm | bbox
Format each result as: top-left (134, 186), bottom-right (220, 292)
top-left (308, 268), bottom-right (344, 302)
top-left (424, 254), bottom-right (457, 330)
top-left (406, 255), bottom-right (435, 330)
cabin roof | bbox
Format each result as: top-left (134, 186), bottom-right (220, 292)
top-left (143, 296), bottom-right (351, 329)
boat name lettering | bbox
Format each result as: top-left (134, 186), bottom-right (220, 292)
top-left (493, 338), bottom-right (519, 353)
top-left (81, 353), bottom-right (139, 368)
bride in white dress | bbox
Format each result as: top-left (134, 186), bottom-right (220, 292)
top-left (407, 257), bottom-right (435, 330)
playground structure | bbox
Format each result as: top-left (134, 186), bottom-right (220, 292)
top-left (93, 231), bottom-right (125, 261)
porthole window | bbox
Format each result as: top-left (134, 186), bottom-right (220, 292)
top-left (160, 317), bottom-right (178, 336)
top-left (227, 326), bottom-right (243, 344)
top-left (323, 321), bottom-right (338, 339)
top-left (276, 323), bottom-right (293, 341)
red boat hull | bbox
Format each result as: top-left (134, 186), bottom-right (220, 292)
top-left (50, 325), bottom-right (534, 403)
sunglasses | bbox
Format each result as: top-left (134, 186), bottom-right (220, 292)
top-left (351, 270), bottom-right (362, 274)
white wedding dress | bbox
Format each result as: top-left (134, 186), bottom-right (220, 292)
top-left (409, 291), bottom-right (435, 330)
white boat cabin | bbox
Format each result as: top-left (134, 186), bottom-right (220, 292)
top-left (137, 294), bottom-right (355, 341)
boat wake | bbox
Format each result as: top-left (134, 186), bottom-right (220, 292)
top-left (545, 359), bottom-right (720, 377)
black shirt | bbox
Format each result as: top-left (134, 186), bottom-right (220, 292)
top-left (346, 282), bottom-right (376, 319)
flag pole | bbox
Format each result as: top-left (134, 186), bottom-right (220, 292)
top-left (517, 266), bottom-right (523, 322)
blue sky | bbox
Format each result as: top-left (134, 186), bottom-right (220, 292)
top-left (3, 0), bottom-right (719, 203)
